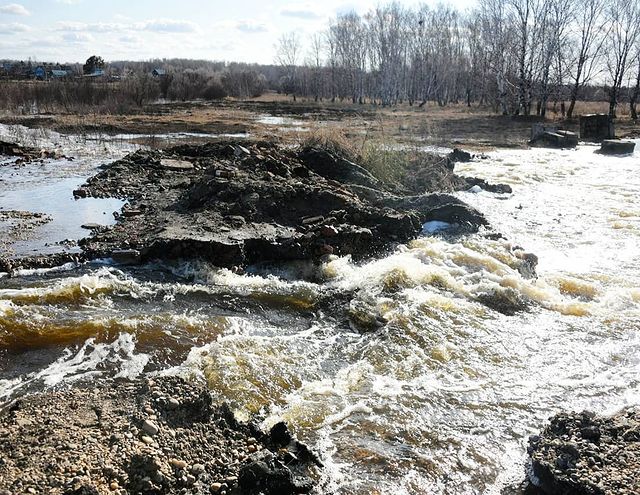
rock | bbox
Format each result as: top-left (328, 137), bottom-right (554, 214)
top-left (597, 139), bottom-right (636, 155)
top-left (299, 148), bottom-right (382, 190)
top-left (423, 202), bottom-right (489, 231)
top-left (73, 188), bottom-right (89, 198)
top-left (448, 148), bottom-right (473, 163)
top-left (160, 158), bottom-right (194, 171)
top-left (477, 287), bottom-right (530, 315)
top-left (122, 209), bottom-right (143, 218)
top-left (141, 419), bottom-right (159, 436)
top-left (169, 458), bottom-right (187, 469)
top-left (63, 485), bottom-right (99, 495)
top-left (238, 450), bottom-right (313, 495)
top-left (269, 422), bottom-right (292, 447)
top-left (233, 145), bottom-right (251, 157)
top-left (527, 409), bottom-right (640, 495)
top-left (301, 216), bottom-right (324, 225)
top-left (80, 223), bottom-right (103, 230)
top-left (191, 463), bottom-right (205, 475)
top-left (111, 249), bottom-right (141, 265)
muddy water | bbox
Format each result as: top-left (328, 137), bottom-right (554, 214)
top-left (1, 140), bottom-right (639, 494)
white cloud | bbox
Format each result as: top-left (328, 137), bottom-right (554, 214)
top-left (62, 31), bottom-right (93, 43)
top-left (0, 3), bottom-right (30, 16)
top-left (119, 34), bottom-right (140, 44)
top-left (140, 19), bottom-right (198, 33)
top-left (236, 20), bottom-right (269, 34)
top-left (0, 22), bottom-right (30, 34)
top-left (55, 0), bottom-right (82, 4)
top-left (57, 21), bottom-right (126, 32)
top-left (280, 4), bottom-right (323, 20)
top-left (29, 38), bottom-right (59, 47)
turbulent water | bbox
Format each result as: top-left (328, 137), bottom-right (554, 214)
top-left (1, 135), bottom-right (639, 494)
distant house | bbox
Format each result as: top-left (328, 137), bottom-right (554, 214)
top-left (152, 68), bottom-right (166, 77)
top-left (34, 66), bottom-right (46, 80)
top-left (84, 68), bottom-right (105, 77)
top-left (50, 69), bottom-right (69, 78)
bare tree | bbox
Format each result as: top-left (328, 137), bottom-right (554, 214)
top-left (566, 0), bottom-right (608, 117)
top-left (327, 12), bottom-right (368, 103)
top-left (604, 0), bottom-right (640, 117)
top-left (275, 32), bottom-right (301, 100)
top-left (630, 51), bottom-right (640, 120)
top-left (306, 33), bottom-right (325, 102)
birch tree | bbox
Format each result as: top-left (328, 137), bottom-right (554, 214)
top-left (604, 0), bottom-right (640, 117)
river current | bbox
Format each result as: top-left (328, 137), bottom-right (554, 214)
top-left (1, 129), bottom-right (639, 494)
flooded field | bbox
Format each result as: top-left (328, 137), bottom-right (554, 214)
top-left (0, 129), bottom-right (639, 493)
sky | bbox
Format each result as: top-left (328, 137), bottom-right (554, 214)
top-left (0, 0), bottom-right (477, 65)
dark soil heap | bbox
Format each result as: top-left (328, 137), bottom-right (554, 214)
top-left (0, 377), bottom-right (321, 495)
top-left (75, 140), bottom-right (497, 268)
top-left (527, 409), bottom-right (640, 495)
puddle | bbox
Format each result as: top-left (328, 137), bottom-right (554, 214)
top-left (0, 163), bottom-right (124, 257)
top-left (85, 132), bottom-right (249, 142)
top-left (255, 115), bottom-right (306, 127)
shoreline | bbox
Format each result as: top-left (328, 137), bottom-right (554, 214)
top-left (0, 376), bottom-right (321, 495)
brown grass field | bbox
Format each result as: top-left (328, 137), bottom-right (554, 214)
top-left (2, 92), bottom-right (638, 151)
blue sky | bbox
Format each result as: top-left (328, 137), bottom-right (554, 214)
top-left (0, 0), bottom-right (477, 64)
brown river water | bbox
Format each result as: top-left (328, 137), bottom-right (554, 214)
top-left (1, 124), bottom-right (639, 494)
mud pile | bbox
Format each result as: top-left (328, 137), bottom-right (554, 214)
top-left (76, 140), bottom-right (496, 267)
top-left (528, 409), bottom-right (640, 495)
top-left (0, 139), bottom-right (65, 164)
top-left (0, 377), bottom-right (320, 495)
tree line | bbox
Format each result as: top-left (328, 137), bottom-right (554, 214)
top-left (2, 0), bottom-right (638, 118)
top-left (277, 0), bottom-right (640, 118)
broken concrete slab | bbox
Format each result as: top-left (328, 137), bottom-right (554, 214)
top-left (530, 126), bottom-right (578, 149)
top-left (597, 139), bottom-right (636, 155)
top-left (580, 114), bottom-right (615, 141)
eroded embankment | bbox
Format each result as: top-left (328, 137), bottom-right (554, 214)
top-left (0, 376), bottom-right (321, 495)
top-left (67, 142), bottom-right (505, 270)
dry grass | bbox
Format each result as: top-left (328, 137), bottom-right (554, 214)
top-left (294, 125), bottom-right (454, 191)
top-left (297, 126), bottom-right (360, 160)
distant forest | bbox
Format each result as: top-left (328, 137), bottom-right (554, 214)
top-left (1, 0), bottom-right (639, 118)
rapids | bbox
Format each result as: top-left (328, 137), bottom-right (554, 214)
top-left (1, 140), bottom-right (639, 494)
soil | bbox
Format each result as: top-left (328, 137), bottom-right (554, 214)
top-left (67, 140), bottom-right (498, 271)
top-left (527, 409), bottom-right (640, 495)
top-left (0, 377), bottom-right (320, 494)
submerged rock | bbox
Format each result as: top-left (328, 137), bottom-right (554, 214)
top-left (527, 409), bottom-right (640, 495)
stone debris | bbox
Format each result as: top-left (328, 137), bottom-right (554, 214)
top-left (77, 140), bottom-right (498, 268)
top-left (0, 377), bottom-right (320, 494)
top-left (528, 409), bottom-right (640, 495)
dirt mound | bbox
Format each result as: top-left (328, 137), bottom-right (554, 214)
top-left (76, 140), bottom-right (492, 268)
